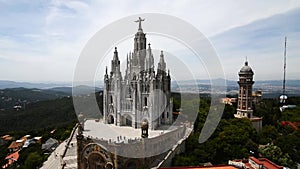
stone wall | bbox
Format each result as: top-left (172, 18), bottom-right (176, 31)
top-left (78, 125), bottom-right (192, 169)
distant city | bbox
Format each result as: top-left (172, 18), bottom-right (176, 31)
top-left (1, 79), bottom-right (300, 97)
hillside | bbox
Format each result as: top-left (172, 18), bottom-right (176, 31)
top-left (0, 90), bottom-right (105, 135)
top-left (0, 96), bottom-right (77, 134)
top-left (0, 85), bottom-right (103, 110)
top-left (0, 80), bottom-right (71, 89)
top-left (0, 88), bottom-right (69, 110)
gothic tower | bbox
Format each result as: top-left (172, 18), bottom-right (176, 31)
top-left (235, 60), bottom-right (254, 118)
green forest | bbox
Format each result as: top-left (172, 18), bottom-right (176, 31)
top-left (172, 96), bottom-right (300, 169)
top-left (1, 89), bottom-right (300, 168)
top-left (0, 91), bottom-right (77, 168)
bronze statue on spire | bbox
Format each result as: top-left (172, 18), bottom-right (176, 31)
top-left (135, 17), bottom-right (145, 31)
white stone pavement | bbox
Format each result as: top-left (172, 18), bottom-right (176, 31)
top-left (63, 128), bottom-right (78, 169)
top-left (40, 140), bottom-right (67, 169)
top-left (41, 128), bottom-right (78, 169)
top-left (83, 119), bottom-right (169, 143)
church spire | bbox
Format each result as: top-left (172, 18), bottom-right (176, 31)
top-left (126, 54), bottom-right (129, 68)
top-left (113, 47), bottom-right (119, 61)
top-left (145, 43), bottom-right (154, 71)
top-left (111, 47), bottom-right (120, 74)
top-left (134, 17), bottom-right (146, 52)
top-left (159, 51), bottom-right (166, 71)
top-left (157, 51), bottom-right (166, 75)
top-left (104, 66), bottom-right (108, 80)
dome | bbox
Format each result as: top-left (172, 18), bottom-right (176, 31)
top-left (240, 61), bottom-right (253, 74)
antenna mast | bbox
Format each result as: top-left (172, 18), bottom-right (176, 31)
top-left (283, 37), bottom-right (287, 96)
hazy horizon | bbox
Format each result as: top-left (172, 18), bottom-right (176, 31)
top-left (1, 78), bottom-right (300, 84)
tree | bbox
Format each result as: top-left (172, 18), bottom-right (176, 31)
top-left (0, 144), bottom-right (9, 167)
top-left (213, 119), bottom-right (258, 163)
top-left (275, 130), bottom-right (300, 166)
top-left (173, 118), bottom-right (259, 166)
top-left (258, 125), bottom-right (279, 144)
top-left (23, 152), bottom-right (43, 169)
top-left (259, 143), bottom-right (293, 167)
top-left (222, 104), bottom-right (235, 119)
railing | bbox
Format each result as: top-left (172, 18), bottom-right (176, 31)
top-left (61, 123), bottom-right (78, 169)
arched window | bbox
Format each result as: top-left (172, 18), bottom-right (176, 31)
top-left (144, 97), bottom-right (147, 106)
top-left (110, 95), bottom-right (113, 104)
top-left (167, 112), bottom-right (169, 118)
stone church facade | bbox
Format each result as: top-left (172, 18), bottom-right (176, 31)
top-left (103, 18), bottom-right (173, 130)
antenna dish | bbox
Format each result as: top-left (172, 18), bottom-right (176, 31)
top-left (279, 95), bottom-right (288, 103)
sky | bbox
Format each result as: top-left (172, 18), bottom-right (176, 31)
top-left (0, 0), bottom-right (300, 82)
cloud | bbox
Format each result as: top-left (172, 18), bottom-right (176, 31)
top-left (0, 1), bottom-right (300, 81)
top-left (211, 7), bottom-right (300, 80)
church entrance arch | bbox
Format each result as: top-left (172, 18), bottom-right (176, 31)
top-left (125, 159), bottom-right (139, 169)
top-left (107, 115), bottom-right (114, 124)
top-left (121, 114), bottom-right (132, 127)
top-left (87, 152), bottom-right (106, 169)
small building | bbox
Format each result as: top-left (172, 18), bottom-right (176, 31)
top-left (251, 117), bottom-right (263, 131)
top-left (2, 151), bottom-right (19, 169)
top-left (159, 165), bottom-right (238, 169)
top-left (13, 105), bottom-right (22, 110)
top-left (33, 136), bottom-right (42, 144)
top-left (229, 156), bottom-right (284, 169)
top-left (8, 141), bottom-right (23, 152)
top-left (0, 138), bottom-right (6, 146)
top-left (19, 135), bottom-right (30, 142)
top-left (22, 139), bottom-right (36, 148)
top-left (221, 98), bottom-right (237, 105)
top-left (1, 135), bottom-right (13, 145)
top-left (42, 138), bottom-right (59, 152)
top-left (1, 135), bottom-right (13, 141)
top-left (252, 90), bottom-right (262, 104)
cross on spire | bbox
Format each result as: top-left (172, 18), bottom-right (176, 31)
top-left (134, 17), bottom-right (145, 32)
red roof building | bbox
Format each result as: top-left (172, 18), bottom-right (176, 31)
top-left (2, 151), bottom-right (19, 169)
top-left (160, 165), bottom-right (238, 169)
top-left (1, 135), bottom-right (13, 141)
top-left (229, 156), bottom-right (284, 169)
top-left (7, 141), bottom-right (23, 152)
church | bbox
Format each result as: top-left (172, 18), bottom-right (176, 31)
top-left (74, 18), bottom-right (190, 169)
top-left (103, 17), bottom-right (173, 130)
